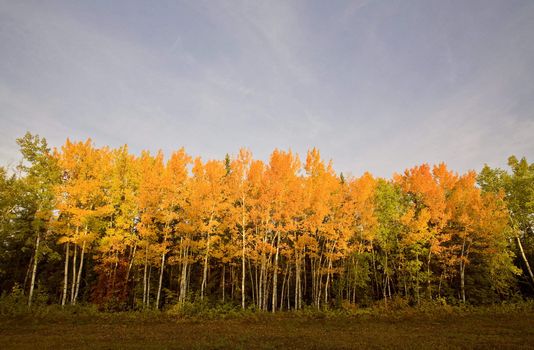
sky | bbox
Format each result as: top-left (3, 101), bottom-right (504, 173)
top-left (1, 0), bottom-right (533, 178)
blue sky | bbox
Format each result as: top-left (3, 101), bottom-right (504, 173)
top-left (1, 0), bottom-right (533, 177)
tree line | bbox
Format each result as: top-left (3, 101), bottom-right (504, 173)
top-left (1, 132), bottom-right (533, 311)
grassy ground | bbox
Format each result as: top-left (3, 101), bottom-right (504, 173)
top-left (1, 309), bottom-right (534, 349)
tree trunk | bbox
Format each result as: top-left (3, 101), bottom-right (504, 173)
top-left (73, 240), bottom-right (86, 304)
top-left (383, 250), bottom-right (388, 308)
top-left (248, 258), bottom-right (255, 306)
top-left (111, 251), bottom-right (118, 292)
top-left (241, 205), bottom-right (246, 310)
top-left (230, 265), bottom-right (234, 301)
top-left (28, 231), bottom-right (40, 307)
top-left (415, 251), bottom-right (420, 306)
top-left (517, 235), bottom-right (534, 286)
top-left (61, 242), bottom-right (69, 307)
top-left (23, 256), bottom-right (33, 293)
top-left (124, 243), bottom-right (137, 296)
top-left (156, 251), bottom-right (165, 309)
top-left (201, 233), bottom-right (210, 300)
top-left (460, 237), bottom-right (466, 304)
top-left (324, 255), bottom-right (332, 307)
top-left (143, 244), bottom-right (148, 308)
top-left (179, 246), bottom-right (189, 304)
top-left (460, 262), bottom-right (465, 304)
top-left (259, 235), bottom-right (267, 309)
top-left (324, 244), bottom-right (335, 307)
top-left (280, 263), bottom-right (289, 310)
top-left (427, 250), bottom-right (432, 300)
top-left (287, 268), bottom-right (292, 311)
top-left (222, 264), bottom-right (226, 303)
top-left (271, 231), bottom-right (280, 313)
top-left (147, 265), bottom-right (152, 307)
top-left (295, 250), bottom-right (301, 310)
top-left (70, 243), bottom-right (77, 304)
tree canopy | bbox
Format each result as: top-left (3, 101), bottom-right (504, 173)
top-left (0, 133), bottom-right (532, 310)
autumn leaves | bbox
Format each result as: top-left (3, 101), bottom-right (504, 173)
top-left (19, 137), bottom-right (521, 309)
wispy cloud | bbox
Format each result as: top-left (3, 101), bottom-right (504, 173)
top-left (0, 0), bottom-right (532, 177)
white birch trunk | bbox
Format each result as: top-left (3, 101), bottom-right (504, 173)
top-left (73, 240), bottom-right (85, 304)
top-left (156, 251), bottom-right (165, 309)
top-left (271, 231), bottom-right (280, 313)
top-left (27, 231), bottom-right (40, 307)
top-left (61, 242), bottom-right (69, 307)
top-left (70, 243), bottom-right (77, 304)
top-left (517, 235), bottom-right (534, 285)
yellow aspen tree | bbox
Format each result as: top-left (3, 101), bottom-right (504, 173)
top-left (265, 149), bottom-right (301, 312)
top-left (137, 150), bottom-right (165, 308)
top-left (446, 172), bottom-right (480, 302)
top-left (188, 157), bottom-right (227, 300)
top-left (302, 148), bottom-right (339, 308)
top-left (245, 159), bottom-right (271, 310)
top-left (95, 145), bottom-right (139, 305)
top-left (343, 172), bottom-right (378, 304)
top-left (395, 164), bottom-right (451, 301)
top-left (56, 139), bottom-right (111, 305)
top-left (158, 148), bottom-right (190, 308)
top-left (227, 148), bottom-right (253, 309)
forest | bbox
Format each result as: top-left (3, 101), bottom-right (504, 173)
top-left (0, 132), bottom-right (533, 312)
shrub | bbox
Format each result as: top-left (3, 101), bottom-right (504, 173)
top-left (0, 283), bottom-right (28, 316)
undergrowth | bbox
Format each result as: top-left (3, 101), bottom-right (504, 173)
top-left (1, 284), bottom-right (533, 321)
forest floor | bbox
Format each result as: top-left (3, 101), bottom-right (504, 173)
top-left (1, 308), bottom-right (534, 349)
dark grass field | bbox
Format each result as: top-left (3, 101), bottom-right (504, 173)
top-left (1, 310), bottom-right (534, 349)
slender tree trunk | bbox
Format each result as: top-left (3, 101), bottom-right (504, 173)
top-left (517, 235), bottom-right (534, 286)
top-left (460, 237), bottom-right (466, 304)
top-left (303, 249), bottom-right (307, 302)
top-left (201, 233), bottom-right (210, 300)
top-left (259, 235), bottom-right (267, 309)
top-left (230, 265), bottom-right (234, 301)
top-left (415, 251), bottom-right (420, 306)
top-left (383, 250), bottom-right (388, 308)
top-left (124, 243), bottom-right (137, 295)
top-left (311, 257), bottom-right (317, 308)
top-left (313, 250), bottom-right (324, 309)
top-left (460, 262), bottom-right (465, 303)
top-left (156, 251), bottom-right (165, 309)
top-left (295, 250), bottom-right (301, 310)
top-left (177, 237), bottom-right (183, 296)
top-left (248, 258), bottom-right (255, 306)
top-left (371, 246), bottom-right (379, 300)
top-left (147, 266), bottom-right (152, 308)
top-left (324, 255), bottom-right (332, 307)
top-left (188, 256), bottom-right (192, 298)
top-left (427, 249), bottom-right (432, 299)
top-left (222, 264), bottom-right (226, 303)
top-left (280, 263), bottom-right (289, 310)
top-left (272, 231), bottom-right (280, 313)
top-left (70, 243), bottom-right (77, 304)
top-left (28, 231), bottom-right (41, 307)
top-left (287, 268), bottom-right (292, 310)
top-left (111, 251), bottom-right (118, 293)
top-left (241, 204), bottom-right (246, 310)
top-left (318, 251), bottom-right (326, 309)
top-left (23, 256), bottom-right (33, 293)
top-left (61, 242), bottom-right (69, 307)
top-left (179, 246), bottom-right (189, 304)
top-left (143, 244), bottom-right (148, 308)
top-left (73, 240), bottom-right (85, 304)
top-left (324, 244), bottom-right (335, 307)
top-left (254, 265), bottom-right (261, 305)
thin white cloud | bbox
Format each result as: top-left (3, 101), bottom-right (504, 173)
top-left (0, 1), bottom-right (532, 178)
